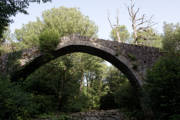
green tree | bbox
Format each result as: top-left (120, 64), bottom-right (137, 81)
top-left (0, 0), bottom-right (50, 40)
top-left (39, 28), bottom-right (60, 52)
top-left (15, 7), bottom-right (105, 115)
top-left (0, 76), bottom-right (36, 120)
top-left (110, 25), bottom-right (130, 42)
top-left (0, 27), bottom-right (17, 54)
top-left (15, 19), bottom-right (44, 48)
top-left (23, 53), bottom-right (106, 113)
top-left (144, 55), bottom-right (180, 120)
top-left (137, 28), bottom-right (162, 48)
top-left (15, 7), bottom-right (97, 48)
top-left (0, 0), bottom-right (26, 39)
top-left (162, 22), bottom-right (180, 53)
top-left (82, 54), bottom-right (106, 109)
top-left (104, 67), bottom-right (127, 93)
top-left (100, 67), bottom-right (141, 112)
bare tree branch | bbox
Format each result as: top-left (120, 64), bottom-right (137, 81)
top-left (127, 0), bottom-right (156, 44)
top-left (107, 12), bottom-right (121, 42)
top-left (107, 11), bottom-right (113, 29)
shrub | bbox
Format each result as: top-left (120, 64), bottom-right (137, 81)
top-left (144, 55), bottom-right (180, 120)
top-left (169, 114), bottom-right (180, 120)
top-left (0, 76), bottom-right (35, 120)
top-left (39, 28), bottom-right (60, 52)
top-left (62, 93), bottom-right (90, 112)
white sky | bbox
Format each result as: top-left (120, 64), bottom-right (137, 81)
top-left (10, 0), bottom-right (180, 39)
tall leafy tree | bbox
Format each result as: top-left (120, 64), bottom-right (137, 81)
top-left (15, 7), bottom-right (97, 48)
top-left (16, 7), bottom-right (105, 113)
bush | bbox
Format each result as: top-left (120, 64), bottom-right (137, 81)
top-left (62, 93), bottom-right (90, 112)
top-left (32, 95), bottom-right (58, 114)
top-left (0, 76), bottom-right (36, 120)
top-left (169, 114), bottom-right (180, 120)
top-left (144, 55), bottom-right (180, 120)
top-left (39, 28), bottom-right (60, 52)
top-left (37, 113), bottom-right (71, 120)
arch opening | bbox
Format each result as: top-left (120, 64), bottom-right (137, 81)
top-left (11, 44), bottom-right (142, 90)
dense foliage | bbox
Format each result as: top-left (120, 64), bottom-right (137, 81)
top-left (136, 28), bottom-right (162, 47)
top-left (144, 23), bottom-right (180, 120)
top-left (15, 7), bottom-right (97, 48)
top-left (0, 0), bottom-right (50, 41)
top-left (0, 7), bottom-right (107, 120)
top-left (0, 4), bottom-right (180, 120)
top-left (0, 76), bottom-right (35, 120)
top-left (145, 55), bottom-right (180, 120)
top-left (0, 0), bottom-right (26, 40)
top-left (162, 23), bottom-right (180, 53)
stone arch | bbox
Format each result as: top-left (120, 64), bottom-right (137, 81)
top-left (11, 36), bottom-right (143, 90)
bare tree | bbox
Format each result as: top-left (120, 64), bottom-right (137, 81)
top-left (107, 11), bottom-right (122, 42)
top-left (128, 0), bottom-right (156, 44)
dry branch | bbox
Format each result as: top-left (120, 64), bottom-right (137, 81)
top-left (128, 0), bottom-right (156, 43)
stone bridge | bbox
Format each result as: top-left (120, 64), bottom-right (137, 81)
top-left (0, 35), bottom-right (163, 89)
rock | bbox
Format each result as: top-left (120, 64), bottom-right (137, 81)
top-left (70, 109), bottom-right (125, 120)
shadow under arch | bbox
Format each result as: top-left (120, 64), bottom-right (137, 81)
top-left (11, 44), bottom-right (142, 91)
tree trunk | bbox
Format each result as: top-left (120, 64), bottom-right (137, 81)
top-left (116, 30), bottom-right (121, 42)
top-left (132, 23), bottom-right (138, 44)
top-left (58, 69), bottom-right (65, 110)
top-left (79, 70), bottom-right (84, 93)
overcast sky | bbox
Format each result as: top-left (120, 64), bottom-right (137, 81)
top-left (10, 0), bottom-right (180, 39)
